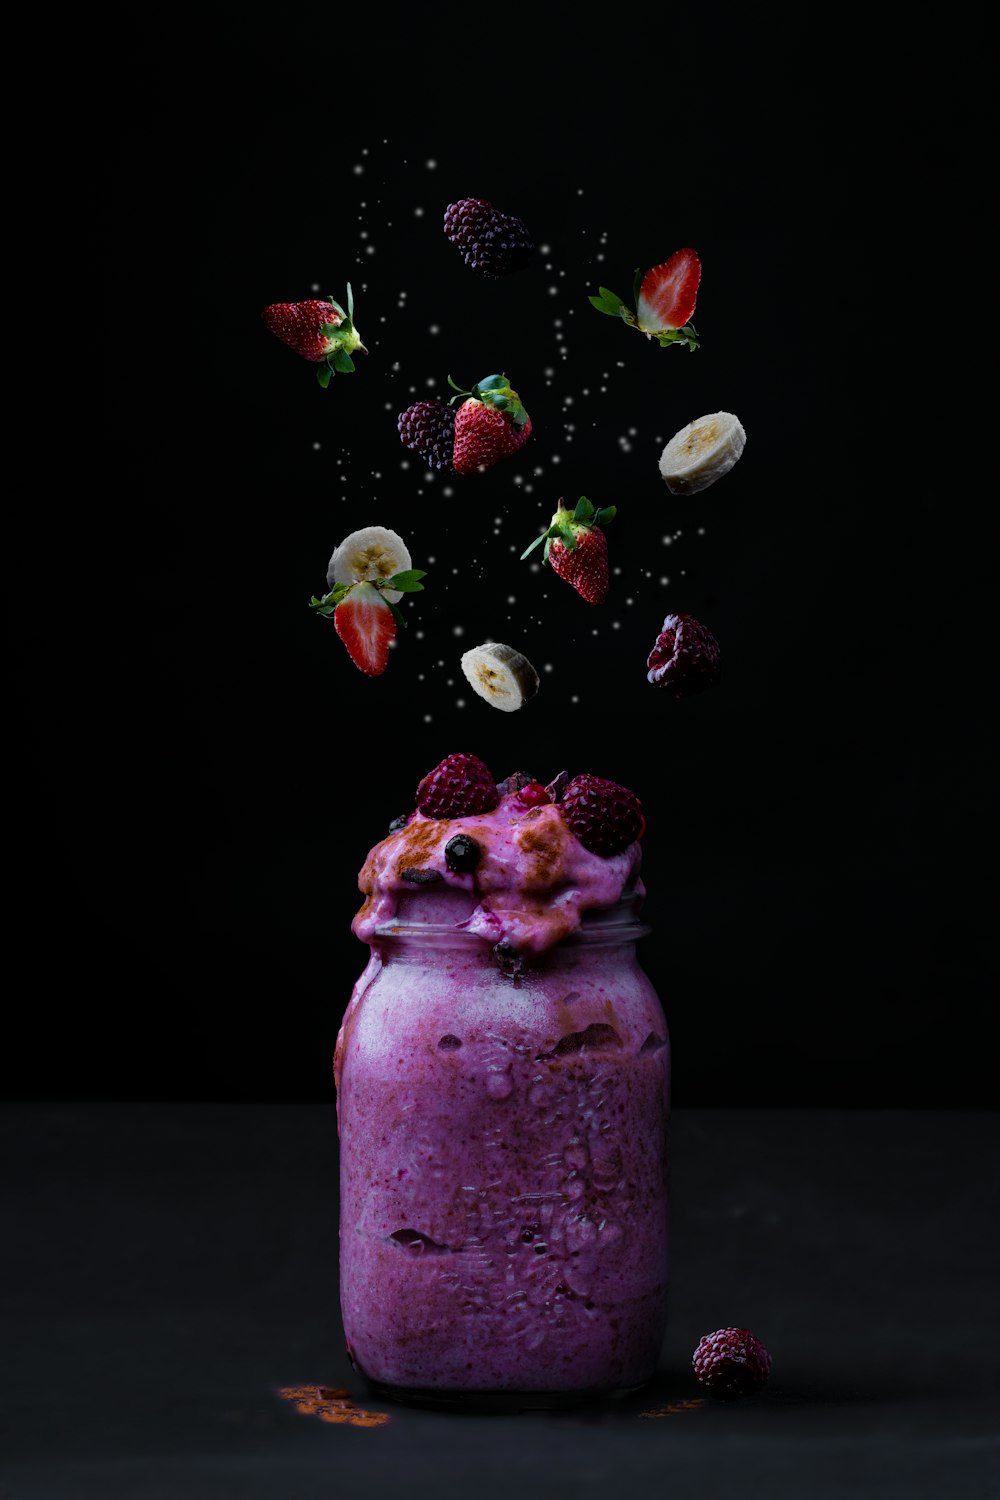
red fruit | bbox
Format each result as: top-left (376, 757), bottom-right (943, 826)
top-left (262, 288), bottom-right (365, 386)
top-left (522, 497), bottom-right (616, 605)
top-left (416, 753), bottom-right (499, 820)
top-left (262, 300), bottom-right (342, 361)
top-left (693, 1328), bottom-right (771, 1401)
top-left (636, 248), bottom-right (701, 333)
top-left (559, 774), bottom-right (643, 858)
top-left (516, 781), bottom-right (550, 807)
top-left (646, 612), bottom-right (721, 696)
top-left (448, 374), bottom-right (531, 475)
top-left (549, 526), bottom-right (609, 605)
top-left (333, 583), bottom-right (396, 677)
top-left (397, 399), bottom-right (456, 471)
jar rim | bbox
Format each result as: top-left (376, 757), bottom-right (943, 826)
top-left (371, 897), bottom-right (650, 948)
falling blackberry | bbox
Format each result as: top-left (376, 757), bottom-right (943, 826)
top-left (443, 197), bottom-right (535, 278)
top-left (397, 399), bottom-right (456, 472)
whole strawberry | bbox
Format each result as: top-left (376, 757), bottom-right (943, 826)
top-left (521, 497), bottom-right (616, 605)
top-left (692, 1327), bottom-right (771, 1401)
top-left (448, 374), bottom-right (532, 475)
top-left (262, 285), bottom-right (366, 387)
top-left (559, 773), bottom-right (643, 857)
top-left (443, 197), bottom-right (535, 277)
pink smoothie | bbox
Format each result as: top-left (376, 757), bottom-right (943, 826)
top-left (336, 788), bottom-right (670, 1397)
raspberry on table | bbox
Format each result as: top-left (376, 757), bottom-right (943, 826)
top-left (415, 753), bottom-right (498, 820)
top-left (646, 612), bottom-right (721, 696)
top-left (443, 198), bottom-right (535, 278)
top-left (692, 1327), bottom-right (771, 1400)
top-left (397, 399), bottom-right (456, 472)
top-left (559, 774), bottom-right (643, 857)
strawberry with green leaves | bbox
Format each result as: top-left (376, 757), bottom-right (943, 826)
top-left (521, 497), bottom-right (616, 605)
top-left (262, 284), bottom-right (367, 387)
top-left (310, 525), bottom-right (427, 676)
top-left (588, 248), bottom-right (701, 350)
top-left (448, 373), bottom-right (532, 474)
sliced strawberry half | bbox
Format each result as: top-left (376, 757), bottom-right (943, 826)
top-left (333, 582), bottom-right (396, 676)
top-left (636, 248), bottom-right (701, 333)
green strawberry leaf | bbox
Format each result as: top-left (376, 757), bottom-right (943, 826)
top-left (383, 569), bottom-right (427, 592)
top-left (632, 266), bottom-right (643, 308)
top-left (477, 374), bottom-right (507, 393)
top-left (543, 536), bottom-right (553, 563)
top-left (489, 393), bottom-right (509, 409)
top-left (320, 323), bottom-right (342, 336)
top-left (595, 506), bottom-right (617, 526)
top-left (383, 597), bottom-right (408, 631)
top-left (588, 294), bottom-right (621, 317)
top-left (558, 523), bottom-right (576, 551)
top-left (328, 297), bottom-right (347, 319)
top-left (521, 532), bottom-right (548, 560)
top-left (333, 350), bottom-right (356, 374)
top-left (573, 496), bottom-right (595, 524)
top-left (446, 374), bottom-right (467, 393)
top-left (316, 363), bottom-right (332, 388)
top-left (597, 287), bottom-right (624, 312)
top-left (347, 283), bottom-right (354, 320)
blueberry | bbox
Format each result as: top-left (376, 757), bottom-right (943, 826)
top-left (444, 834), bottom-right (482, 873)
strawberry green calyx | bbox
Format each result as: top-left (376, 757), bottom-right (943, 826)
top-left (316, 283), bottom-right (368, 386)
top-left (521, 496), bottom-right (616, 564)
top-left (446, 373), bottom-right (530, 430)
top-left (309, 568), bottom-right (427, 629)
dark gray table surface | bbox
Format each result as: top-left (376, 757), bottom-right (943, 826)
top-left (2, 1104), bottom-right (997, 1499)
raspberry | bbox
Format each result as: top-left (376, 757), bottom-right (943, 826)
top-left (397, 400), bottom-right (456, 471)
top-left (559, 774), bottom-right (643, 857)
top-left (443, 198), bottom-right (535, 278)
top-left (415, 753), bottom-right (498, 820)
top-left (692, 1327), bottom-right (771, 1401)
top-left (646, 612), bottom-right (721, 696)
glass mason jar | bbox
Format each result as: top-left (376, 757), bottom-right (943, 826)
top-left (335, 892), bottom-right (669, 1405)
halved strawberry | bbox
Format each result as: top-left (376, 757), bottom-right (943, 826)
top-left (588, 250), bottom-right (701, 350)
top-left (333, 582), bottom-right (396, 676)
top-left (636, 248), bottom-right (701, 333)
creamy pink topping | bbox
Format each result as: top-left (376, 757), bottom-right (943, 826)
top-left (352, 792), bottom-right (644, 954)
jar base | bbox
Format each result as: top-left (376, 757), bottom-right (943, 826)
top-left (364, 1376), bottom-right (653, 1412)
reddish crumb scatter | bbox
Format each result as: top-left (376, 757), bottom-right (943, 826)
top-left (277, 1384), bottom-right (390, 1428)
top-left (639, 1398), bottom-right (704, 1418)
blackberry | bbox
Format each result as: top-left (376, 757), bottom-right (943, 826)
top-left (443, 198), bottom-right (535, 278)
top-left (397, 399), bottom-right (456, 471)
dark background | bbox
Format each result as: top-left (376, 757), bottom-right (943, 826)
top-left (8, 6), bottom-right (992, 1107)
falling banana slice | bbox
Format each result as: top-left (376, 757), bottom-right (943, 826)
top-left (461, 642), bottom-right (540, 712)
top-left (329, 526), bottom-right (412, 602)
top-left (658, 412), bottom-right (746, 495)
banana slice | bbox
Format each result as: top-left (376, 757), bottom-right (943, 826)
top-left (461, 642), bottom-right (540, 712)
top-left (658, 412), bottom-right (746, 495)
top-left (328, 526), bottom-right (412, 602)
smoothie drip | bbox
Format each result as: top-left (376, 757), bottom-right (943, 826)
top-left (353, 789), bottom-right (645, 955)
